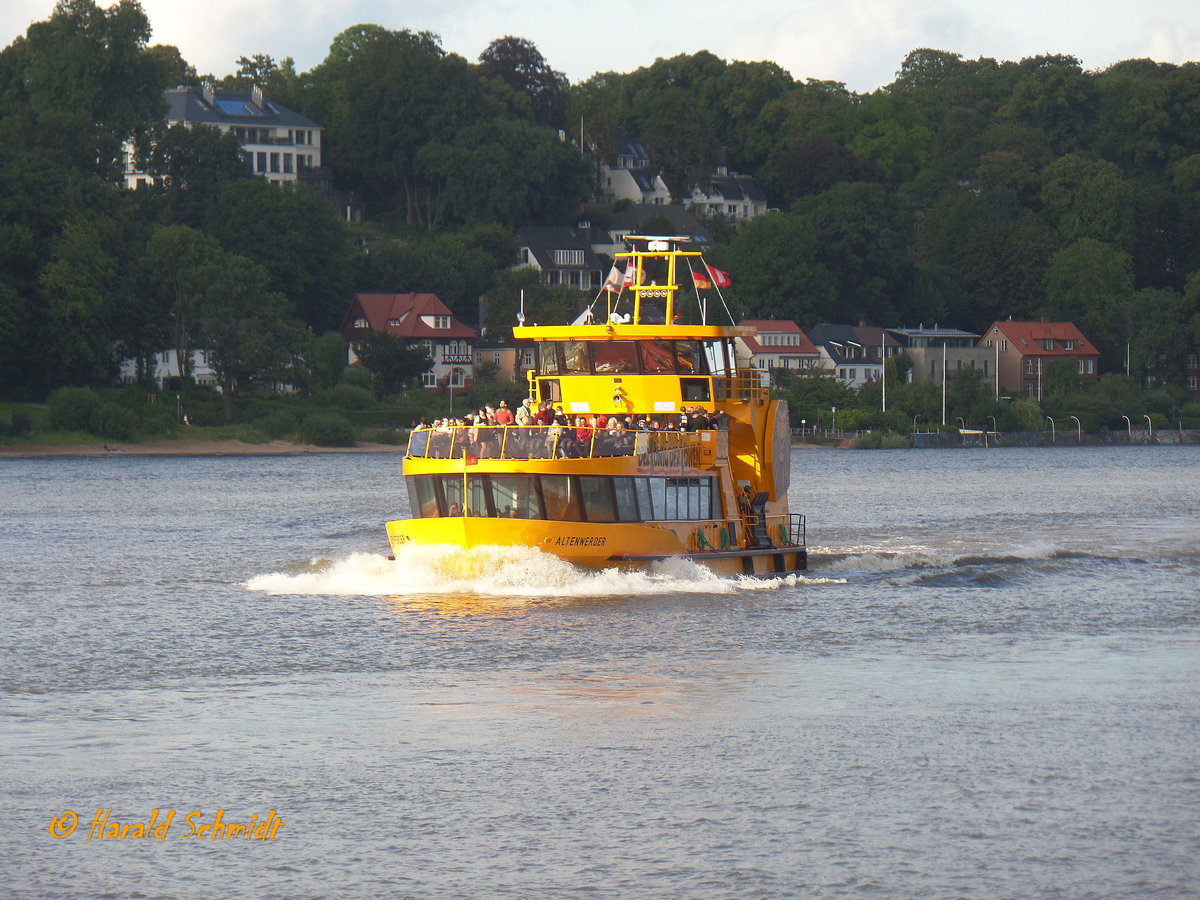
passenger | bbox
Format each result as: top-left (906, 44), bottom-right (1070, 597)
top-left (515, 399), bottom-right (534, 426)
top-left (575, 416), bottom-right (594, 457)
top-left (448, 502), bottom-right (462, 517)
top-left (494, 401), bottom-right (514, 426)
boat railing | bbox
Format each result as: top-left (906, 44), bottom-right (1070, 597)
top-left (745, 513), bottom-right (807, 549)
top-left (713, 371), bottom-right (770, 403)
top-left (406, 424), bottom-right (718, 463)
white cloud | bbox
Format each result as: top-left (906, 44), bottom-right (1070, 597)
top-left (724, 0), bottom-right (988, 91)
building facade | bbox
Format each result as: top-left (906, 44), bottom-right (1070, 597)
top-left (125, 83), bottom-right (323, 189)
top-left (979, 321), bottom-right (1100, 399)
top-left (339, 293), bottom-right (477, 389)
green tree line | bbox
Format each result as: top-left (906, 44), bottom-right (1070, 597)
top-left (2, 1), bottom-right (1198, 417)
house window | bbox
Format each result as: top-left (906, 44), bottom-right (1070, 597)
top-left (1040, 339), bottom-right (1054, 351)
top-left (1000, 340), bottom-right (1008, 352)
top-left (1189, 376), bottom-right (1198, 390)
top-left (1026, 359), bottom-right (1035, 374)
top-left (270, 152), bottom-right (280, 173)
top-left (839, 368), bottom-right (846, 379)
top-left (256, 151), bottom-right (267, 172)
top-left (1187, 354), bottom-right (1198, 369)
top-left (433, 316), bottom-right (450, 329)
top-left (422, 372), bottom-right (436, 388)
top-left (1064, 340), bottom-right (1075, 350)
top-left (283, 153), bottom-right (293, 174)
top-left (553, 249), bottom-right (584, 266)
top-left (353, 317), bottom-right (369, 329)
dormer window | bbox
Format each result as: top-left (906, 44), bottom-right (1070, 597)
top-left (352, 316), bottom-right (369, 329)
top-left (1064, 340), bottom-right (1075, 350)
top-left (433, 316), bottom-right (450, 329)
top-left (1040, 339), bottom-right (1054, 351)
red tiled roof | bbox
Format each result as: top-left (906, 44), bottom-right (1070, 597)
top-left (986, 321), bottom-right (1098, 356)
top-left (342, 293), bottom-right (477, 340)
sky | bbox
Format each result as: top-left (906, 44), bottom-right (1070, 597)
top-left (3, 0), bottom-right (1199, 92)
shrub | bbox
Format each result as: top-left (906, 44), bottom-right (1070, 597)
top-left (10, 409), bottom-right (33, 436)
top-left (339, 367), bottom-right (375, 392)
top-left (48, 387), bottom-right (100, 431)
top-left (325, 383), bottom-right (375, 410)
top-left (302, 412), bottom-right (356, 447)
top-left (90, 403), bottom-right (136, 440)
top-left (258, 410), bottom-right (300, 440)
top-left (854, 430), bottom-right (911, 449)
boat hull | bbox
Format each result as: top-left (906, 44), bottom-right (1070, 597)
top-left (385, 517), bottom-right (807, 578)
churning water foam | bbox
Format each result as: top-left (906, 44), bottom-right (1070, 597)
top-left (245, 543), bottom-right (841, 599)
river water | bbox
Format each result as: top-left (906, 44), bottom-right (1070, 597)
top-left (2, 447), bottom-right (1198, 898)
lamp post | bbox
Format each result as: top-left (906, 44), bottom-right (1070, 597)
top-left (1046, 416), bottom-right (1056, 443)
top-left (176, 393), bottom-right (181, 425)
top-left (986, 415), bottom-right (996, 434)
top-left (1144, 415), bottom-right (1153, 440)
top-left (800, 419), bottom-right (807, 438)
top-left (912, 414), bottom-right (922, 434)
top-left (831, 406), bottom-right (837, 433)
top-left (1122, 415), bottom-right (1131, 440)
top-left (1069, 415), bottom-right (1081, 442)
top-left (956, 416), bottom-right (965, 429)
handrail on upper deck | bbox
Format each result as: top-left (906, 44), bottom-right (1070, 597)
top-left (406, 423), bottom-right (720, 463)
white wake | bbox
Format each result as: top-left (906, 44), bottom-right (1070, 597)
top-left (245, 543), bottom-right (836, 599)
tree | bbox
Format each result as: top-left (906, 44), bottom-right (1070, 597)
top-left (203, 178), bottom-right (355, 332)
top-left (131, 121), bottom-right (249, 225)
top-left (352, 331), bottom-right (432, 396)
top-left (3, 0), bottom-right (170, 180)
top-left (1040, 152), bottom-right (1135, 249)
top-left (723, 211), bottom-right (837, 324)
top-left (309, 331), bottom-right (349, 391)
top-left (1043, 238), bottom-right (1134, 360)
top-left (197, 251), bottom-right (308, 421)
top-left (417, 118), bottom-right (591, 229)
top-left (478, 36), bottom-right (568, 127)
top-left (39, 214), bottom-right (124, 387)
top-left (792, 182), bottom-right (917, 326)
top-left (312, 27), bottom-right (490, 226)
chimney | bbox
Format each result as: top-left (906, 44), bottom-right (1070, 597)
top-left (251, 84), bottom-right (264, 109)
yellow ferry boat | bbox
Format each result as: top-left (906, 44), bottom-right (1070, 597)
top-left (386, 235), bottom-right (807, 577)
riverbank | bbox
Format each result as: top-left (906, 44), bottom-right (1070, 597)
top-left (0, 439), bottom-right (407, 458)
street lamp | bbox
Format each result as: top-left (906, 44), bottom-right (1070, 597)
top-left (956, 416), bottom-right (965, 429)
top-left (1046, 416), bottom-right (1056, 443)
top-left (1069, 415), bottom-right (1081, 442)
top-left (912, 414), bottom-right (923, 434)
top-left (1121, 415), bottom-right (1131, 439)
top-left (986, 415), bottom-right (996, 434)
top-left (800, 418), bottom-right (807, 438)
top-left (831, 406), bottom-right (837, 432)
top-left (1144, 415), bottom-right (1153, 439)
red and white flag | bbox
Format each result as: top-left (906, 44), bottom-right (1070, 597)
top-left (704, 264), bottom-right (732, 287)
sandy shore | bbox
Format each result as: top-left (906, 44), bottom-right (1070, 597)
top-left (0, 439), bottom-right (407, 458)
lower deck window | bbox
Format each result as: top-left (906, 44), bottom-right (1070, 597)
top-left (407, 473), bottom-right (717, 522)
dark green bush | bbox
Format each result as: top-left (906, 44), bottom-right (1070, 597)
top-left (10, 409), bottom-right (33, 436)
top-left (48, 387), bottom-right (100, 431)
top-left (90, 403), bottom-right (136, 440)
top-left (259, 410), bottom-right (300, 440)
top-left (302, 412), bottom-right (356, 447)
top-left (324, 383), bottom-right (375, 410)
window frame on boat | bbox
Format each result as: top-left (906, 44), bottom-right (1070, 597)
top-left (406, 473), bottom-right (719, 523)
